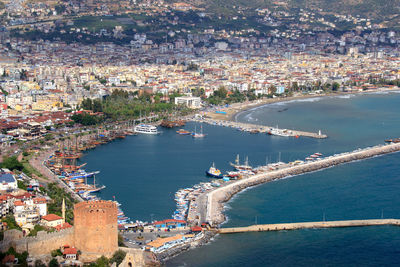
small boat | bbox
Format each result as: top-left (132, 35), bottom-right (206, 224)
top-left (205, 162), bottom-right (223, 178)
top-left (176, 129), bottom-right (192, 135)
top-left (192, 125), bottom-right (205, 138)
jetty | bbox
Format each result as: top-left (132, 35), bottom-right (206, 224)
top-left (191, 117), bottom-right (327, 139)
top-left (218, 219), bottom-right (400, 233)
top-left (199, 142), bottom-right (400, 226)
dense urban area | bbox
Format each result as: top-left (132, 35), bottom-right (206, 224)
top-left (0, 0), bottom-right (400, 266)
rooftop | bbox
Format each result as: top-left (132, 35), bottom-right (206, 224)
top-left (42, 214), bottom-right (63, 222)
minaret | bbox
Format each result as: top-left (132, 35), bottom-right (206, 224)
top-left (62, 198), bottom-right (66, 223)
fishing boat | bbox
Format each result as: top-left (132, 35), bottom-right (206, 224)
top-left (134, 124), bottom-right (159, 134)
top-left (176, 129), bottom-right (192, 135)
top-left (229, 155), bottom-right (253, 171)
top-left (205, 162), bottom-right (223, 178)
top-left (192, 125), bottom-right (205, 138)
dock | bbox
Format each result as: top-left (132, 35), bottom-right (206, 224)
top-left (200, 142), bottom-right (400, 227)
top-left (191, 117), bottom-right (327, 139)
top-left (218, 219), bottom-right (400, 234)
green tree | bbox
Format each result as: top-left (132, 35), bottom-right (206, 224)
top-left (0, 156), bottom-right (23, 171)
top-left (92, 99), bottom-right (103, 113)
top-left (51, 249), bottom-right (63, 257)
top-left (110, 249), bottom-right (127, 266)
top-left (2, 215), bottom-right (21, 230)
top-left (49, 258), bottom-right (59, 267)
top-left (332, 82), bottom-right (340, 91)
top-left (95, 256), bottom-right (109, 267)
top-left (214, 86), bottom-right (228, 98)
top-left (35, 259), bottom-right (46, 267)
top-left (81, 98), bottom-right (93, 110)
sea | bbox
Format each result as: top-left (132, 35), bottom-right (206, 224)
top-left (80, 91), bottom-right (400, 266)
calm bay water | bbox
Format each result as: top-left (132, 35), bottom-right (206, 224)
top-left (81, 91), bottom-right (400, 266)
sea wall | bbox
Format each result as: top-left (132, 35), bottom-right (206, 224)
top-left (219, 219), bottom-right (400, 233)
top-left (207, 143), bottom-right (400, 226)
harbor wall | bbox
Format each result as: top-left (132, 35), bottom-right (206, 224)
top-left (192, 118), bottom-right (327, 139)
top-left (219, 219), bottom-right (400, 233)
top-left (206, 143), bottom-right (400, 226)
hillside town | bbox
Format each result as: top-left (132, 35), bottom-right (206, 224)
top-left (1, 0), bottom-right (400, 266)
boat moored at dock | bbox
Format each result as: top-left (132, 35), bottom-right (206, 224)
top-left (134, 124), bottom-right (159, 134)
top-left (206, 163), bottom-right (224, 178)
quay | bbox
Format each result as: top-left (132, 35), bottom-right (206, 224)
top-left (218, 219), bottom-right (400, 233)
top-left (191, 117), bottom-right (327, 139)
top-left (198, 142), bottom-right (400, 227)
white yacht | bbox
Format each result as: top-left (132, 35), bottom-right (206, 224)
top-left (134, 124), bottom-right (159, 134)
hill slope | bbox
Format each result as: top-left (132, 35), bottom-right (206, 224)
top-left (184, 0), bottom-right (400, 19)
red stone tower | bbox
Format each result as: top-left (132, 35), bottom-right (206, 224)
top-left (74, 200), bottom-right (118, 255)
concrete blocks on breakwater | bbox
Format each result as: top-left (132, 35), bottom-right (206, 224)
top-left (191, 118), bottom-right (328, 139)
top-left (218, 219), bottom-right (400, 234)
top-left (204, 142), bottom-right (400, 227)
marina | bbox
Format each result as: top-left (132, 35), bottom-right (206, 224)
top-left (203, 142), bottom-right (400, 226)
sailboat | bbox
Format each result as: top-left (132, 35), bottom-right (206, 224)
top-left (192, 125), bottom-right (205, 138)
top-left (229, 155), bottom-right (253, 170)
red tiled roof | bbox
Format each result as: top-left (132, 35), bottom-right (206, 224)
top-left (14, 201), bottom-right (24, 206)
top-left (63, 247), bottom-right (77, 255)
top-left (42, 214), bottom-right (63, 222)
top-left (55, 222), bottom-right (72, 231)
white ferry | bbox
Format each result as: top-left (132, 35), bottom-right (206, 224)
top-left (134, 124), bottom-right (159, 134)
top-left (267, 128), bottom-right (292, 137)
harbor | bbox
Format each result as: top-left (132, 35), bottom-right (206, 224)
top-left (190, 117), bottom-right (328, 138)
top-left (42, 125), bottom-right (141, 227)
top-left (28, 92), bottom-right (400, 264)
top-left (199, 142), bottom-right (400, 227)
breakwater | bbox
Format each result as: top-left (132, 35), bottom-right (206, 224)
top-left (190, 117), bottom-right (327, 138)
top-left (218, 219), bottom-right (400, 233)
top-left (204, 142), bottom-right (400, 226)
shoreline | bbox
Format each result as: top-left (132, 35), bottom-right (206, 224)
top-left (203, 87), bottom-right (400, 122)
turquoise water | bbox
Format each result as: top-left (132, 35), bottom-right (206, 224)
top-left (81, 91), bottom-right (400, 266)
